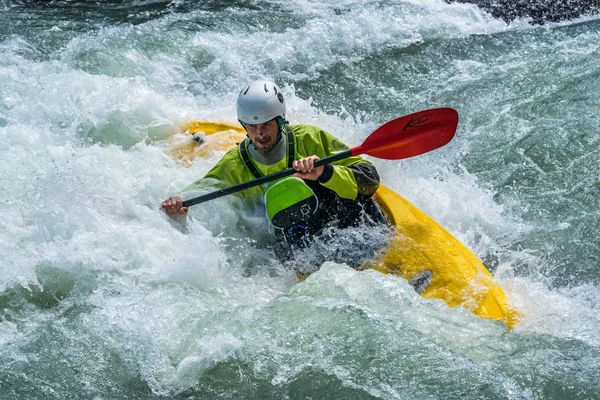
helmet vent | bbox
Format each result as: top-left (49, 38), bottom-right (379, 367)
top-left (263, 83), bottom-right (269, 93)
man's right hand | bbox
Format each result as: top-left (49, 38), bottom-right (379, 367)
top-left (161, 196), bottom-right (188, 216)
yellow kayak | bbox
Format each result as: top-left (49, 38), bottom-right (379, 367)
top-left (169, 121), bottom-right (520, 329)
top-left (372, 186), bottom-right (520, 329)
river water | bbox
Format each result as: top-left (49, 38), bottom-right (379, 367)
top-left (1, 1), bottom-right (599, 399)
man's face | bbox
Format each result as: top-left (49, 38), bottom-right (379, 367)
top-left (244, 119), bottom-right (279, 154)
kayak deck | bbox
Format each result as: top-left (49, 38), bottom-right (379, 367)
top-left (372, 185), bottom-right (520, 329)
top-left (169, 121), bottom-right (246, 164)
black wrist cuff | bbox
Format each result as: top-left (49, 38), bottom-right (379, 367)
top-left (318, 164), bottom-right (334, 183)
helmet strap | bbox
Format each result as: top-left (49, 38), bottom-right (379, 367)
top-left (273, 117), bottom-right (288, 145)
top-left (275, 116), bottom-right (288, 130)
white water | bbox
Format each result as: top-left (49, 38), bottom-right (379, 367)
top-left (1, 1), bottom-right (599, 398)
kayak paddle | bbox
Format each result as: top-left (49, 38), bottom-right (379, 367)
top-left (182, 107), bottom-right (458, 208)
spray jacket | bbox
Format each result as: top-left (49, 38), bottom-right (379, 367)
top-left (184, 124), bottom-right (382, 240)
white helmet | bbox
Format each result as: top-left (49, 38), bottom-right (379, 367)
top-left (236, 80), bottom-right (286, 124)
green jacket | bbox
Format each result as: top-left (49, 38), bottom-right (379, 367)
top-left (184, 124), bottom-right (379, 204)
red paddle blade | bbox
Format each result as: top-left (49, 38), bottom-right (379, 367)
top-left (352, 108), bottom-right (459, 160)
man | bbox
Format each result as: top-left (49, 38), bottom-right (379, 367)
top-left (162, 80), bottom-right (384, 262)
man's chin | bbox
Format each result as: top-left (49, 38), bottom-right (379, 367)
top-left (256, 143), bottom-right (273, 154)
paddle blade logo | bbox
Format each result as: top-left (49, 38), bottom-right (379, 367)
top-left (403, 114), bottom-right (432, 131)
top-left (358, 108), bottom-right (458, 160)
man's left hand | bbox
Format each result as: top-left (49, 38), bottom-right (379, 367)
top-left (293, 155), bottom-right (324, 181)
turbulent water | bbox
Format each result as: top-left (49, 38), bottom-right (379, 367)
top-left (1, 1), bottom-right (599, 399)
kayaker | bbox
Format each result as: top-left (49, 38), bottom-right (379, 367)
top-left (162, 79), bottom-right (385, 260)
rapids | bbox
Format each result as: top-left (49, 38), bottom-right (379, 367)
top-left (1, 1), bottom-right (599, 398)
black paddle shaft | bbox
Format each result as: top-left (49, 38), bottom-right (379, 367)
top-left (181, 150), bottom-right (352, 208)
